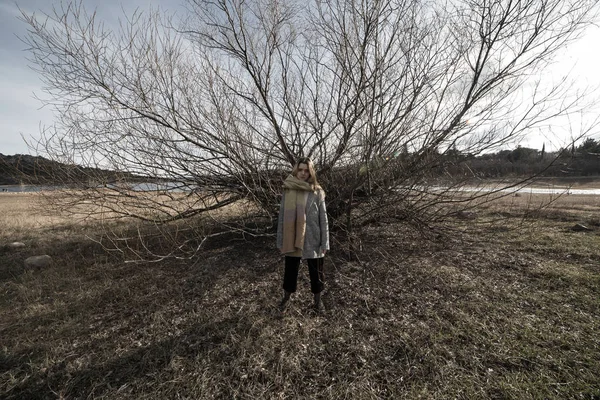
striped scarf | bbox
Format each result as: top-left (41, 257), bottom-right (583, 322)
top-left (281, 175), bottom-right (314, 255)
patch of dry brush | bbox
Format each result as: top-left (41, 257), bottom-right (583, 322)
top-left (1, 193), bottom-right (599, 399)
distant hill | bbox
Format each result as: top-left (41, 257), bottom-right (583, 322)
top-left (0, 153), bottom-right (145, 186)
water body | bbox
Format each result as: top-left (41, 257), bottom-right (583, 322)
top-left (431, 186), bottom-right (600, 195)
top-left (0, 184), bottom-right (64, 193)
top-left (0, 182), bottom-right (196, 193)
top-left (110, 182), bottom-right (197, 192)
top-left (2, 183), bottom-right (599, 195)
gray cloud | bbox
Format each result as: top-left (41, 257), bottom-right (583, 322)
top-left (0, 0), bottom-right (181, 155)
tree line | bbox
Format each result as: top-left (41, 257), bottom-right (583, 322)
top-left (0, 153), bottom-right (150, 186)
top-left (439, 138), bottom-right (600, 178)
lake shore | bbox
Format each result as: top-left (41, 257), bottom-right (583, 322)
top-left (2, 176), bottom-right (600, 193)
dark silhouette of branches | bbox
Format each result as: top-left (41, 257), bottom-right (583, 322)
top-left (18, 0), bottom-right (600, 257)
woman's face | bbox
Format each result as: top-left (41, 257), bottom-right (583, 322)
top-left (296, 163), bottom-right (310, 182)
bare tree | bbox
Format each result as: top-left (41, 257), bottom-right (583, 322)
top-left (20, 0), bottom-right (599, 258)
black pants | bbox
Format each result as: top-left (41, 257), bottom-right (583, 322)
top-left (283, 256), bottom-right (325, 294)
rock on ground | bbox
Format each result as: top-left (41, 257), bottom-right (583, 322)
top-left (24, 255), bottom-right (52, 269)
top-left (571, 223), bottom-right (592, 232)
top-left (457, 210), bottom-right (478, 220)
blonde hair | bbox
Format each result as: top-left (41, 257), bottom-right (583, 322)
top-left (291, 157), bottom-right (322, 192)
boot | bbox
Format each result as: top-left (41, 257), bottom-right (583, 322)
top-left (313, 292), bottom-right (321, 311)
top-left (279, 290), bottom-right (291, 311)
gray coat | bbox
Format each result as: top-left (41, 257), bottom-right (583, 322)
top-left (276, 190), bottom-right (330, 259)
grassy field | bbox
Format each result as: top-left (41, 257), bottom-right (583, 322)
top-left (1, 191), bottom-right (599, 399)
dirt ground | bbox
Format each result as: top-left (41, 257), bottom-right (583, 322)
top-left (1, 190), bottom-right (599, 399)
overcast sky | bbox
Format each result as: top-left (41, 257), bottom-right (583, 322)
top-left (0, 0), bottom-right (181, 155)
top-left (1, 0), bottom-right (600, 155)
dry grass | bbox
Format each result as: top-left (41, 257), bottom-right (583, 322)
top-left (0, 193), bottom-right (72, 232)
top-left (481, 190), bottom-right (599, 212)
top-left (1, 191), bottom-right (599, 399)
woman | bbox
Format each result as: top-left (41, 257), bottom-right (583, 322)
top-left (276, 157), bottom-right (329, 311)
